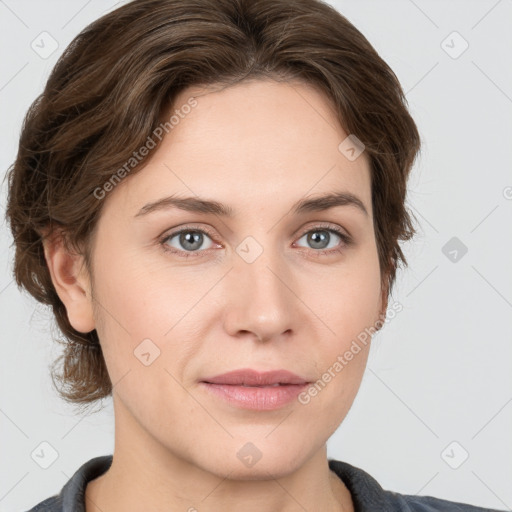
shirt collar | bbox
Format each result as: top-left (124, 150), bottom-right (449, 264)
top-left (57, 455), bottom-right (396, 512)
top-left (328, 458), bottom-right (397, 511)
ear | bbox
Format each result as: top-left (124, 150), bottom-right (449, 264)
top-left (42, 229), bottom-right (96, 333)
top-left (377, 256), bottom-right (393, 328)
top-left (378, 281), bottom-right (389, 324)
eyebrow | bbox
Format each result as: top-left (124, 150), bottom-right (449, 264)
top-left (134, 191), bottom-right (369, 218)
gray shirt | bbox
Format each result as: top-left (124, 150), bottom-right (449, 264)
top-left (26, 455), bottom-right (503, 511)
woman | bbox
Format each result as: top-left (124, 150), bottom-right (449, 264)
top-left (5, 0), bottom-right (505, 510)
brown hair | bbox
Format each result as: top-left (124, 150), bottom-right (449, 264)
top-left (5, 0), bottom-right (421, 409)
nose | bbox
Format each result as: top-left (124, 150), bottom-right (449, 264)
top-left (222, 242), bottom-right (298, 343)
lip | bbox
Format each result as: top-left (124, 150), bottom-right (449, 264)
top-left (201, 368), bottom-right (309, 386)
top-left (200, 369), bottom-right (310, 411)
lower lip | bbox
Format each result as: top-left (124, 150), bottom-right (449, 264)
top-left (200, 382), bottom-right (309, 410)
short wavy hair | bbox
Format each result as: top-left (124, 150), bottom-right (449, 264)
top-left (5, 0), bottom-right (421, 409)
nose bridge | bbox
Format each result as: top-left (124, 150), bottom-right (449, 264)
top-left (225, 234), bottom-right (295, 339)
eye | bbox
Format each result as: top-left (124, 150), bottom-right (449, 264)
top-left (294, 225), bottom-right (351, 256)
top-left (160, 223), bottom-right (352, 259)
top-left (161, 226), bottom-right (217, 258)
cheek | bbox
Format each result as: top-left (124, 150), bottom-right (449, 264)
top-left (91, 248), bottom-right (209, 392)
top-left (93, 249), bottom-right (177, 337)
top-left (316, 249), bottom-right (382, 346)
top-left (301, 251), bottom-right (381, 412)
top-left (93, 228), bottom-right (381, 385)
top-left (298, 322), bottom-right (372, 439)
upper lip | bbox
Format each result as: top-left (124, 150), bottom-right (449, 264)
top-left (201, 369), bottom-right (309, 386)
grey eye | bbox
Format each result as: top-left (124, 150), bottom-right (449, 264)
top-left (296, 229), bottom-right (342, 250)
top-left (164, 230), bottom-right (214, 252)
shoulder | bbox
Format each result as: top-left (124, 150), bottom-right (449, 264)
top-left (388, 490), bottom-right (502, 511)
top-left (25, 495), bottom-right (62, 511)
top-left (328, 458), bottom-right (505, 512)
top-left (25, 455), bottom-right (113, 512)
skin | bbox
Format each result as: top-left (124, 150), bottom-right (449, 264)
top-left (44, 79), bottom-right (389, 512)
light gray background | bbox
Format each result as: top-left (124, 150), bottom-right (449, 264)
top-left (1, 0), bottom-right (511, 510)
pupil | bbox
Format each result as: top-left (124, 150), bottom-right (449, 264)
top-left (309, 231), bottom-right (329, 249)
top-left (181, 231), bottom-right (202, 251)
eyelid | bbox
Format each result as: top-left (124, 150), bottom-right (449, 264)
top-left (160, 223), bottom-right (221, 254)
top-left (293, 222), bottom-right (352, 253)
top-left (296, 220), bottom-right (350, 239)
top-left (163, 223), bottom-right (218, 240)
top-left (161, 222), bottom-right (350, 244)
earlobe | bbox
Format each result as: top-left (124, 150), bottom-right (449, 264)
top-left (42, 230), bottom-right (96, 334)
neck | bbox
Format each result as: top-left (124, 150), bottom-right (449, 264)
top-left (85, 400), bottom-right (354, 512)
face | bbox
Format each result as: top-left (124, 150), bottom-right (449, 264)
top-left (74, 79), bottom-right (386, 479)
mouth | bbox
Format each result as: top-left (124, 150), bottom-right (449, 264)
top-left (199, 368), bottom-right (311, 410)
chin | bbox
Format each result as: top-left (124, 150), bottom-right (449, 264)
top-left (194, 439), bottom-right (310, 481)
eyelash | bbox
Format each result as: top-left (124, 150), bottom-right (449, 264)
top-left (159, 223), bottom-right (352, 259)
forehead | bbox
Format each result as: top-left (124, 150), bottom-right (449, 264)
top-left (171, 78), bottom-right (346, 152)
top-left (101, 79), bottom-right (372, 221)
